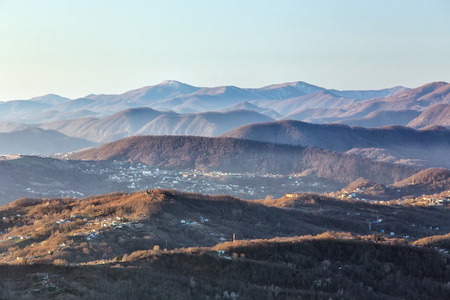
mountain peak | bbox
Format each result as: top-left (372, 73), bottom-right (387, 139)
top-left (29, 94), bottom-right (69, 105)
top-left (193, 85), bottom-right (247, 97)
top-left (421, 81), bottom-right (448, 88)
top-left (158, 80), bottom-right (185, 87)
top-left (261, 81), bottom-right (324, 92)
top-left (402, 81), bottom-right (448, 97)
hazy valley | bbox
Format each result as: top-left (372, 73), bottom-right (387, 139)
top-left (0, 80), bottom-right (449, 299)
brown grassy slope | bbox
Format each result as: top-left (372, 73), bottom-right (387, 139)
top-left (220, 119), bottom-right (450, 152)
top-left (414, 232), bottom-right (450, 249)
top-left (393, 168), bottom-right (450, 192)
top-left (69, 135), bottom-right (417, 184)
top-left (408, 103), bottom-right (450, 128)
top-left (0, 233), bottom-right (449, 300)
top-left (2, 188), bottom-right (449, 267)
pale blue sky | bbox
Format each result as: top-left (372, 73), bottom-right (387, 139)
top-left (1, 0), bottom-right (449, 100)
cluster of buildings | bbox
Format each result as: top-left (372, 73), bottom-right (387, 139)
top-left (398, 195), bottom-right (450, 206)
top-left (334, 189), bottom-right (369, 201)
top-left (25, 187), bottom-right (85, 198)
top-left (70, 216), bottom-right (144, 240)
top-left (333, 186), bottom-right (450, 207)
top-left (180, 216), bottom-right (210, 226)
top-left (0, 234), bottom-right (31, 243)
top-left (81, 160), bottom-right (328, 199)
top-left (0, 154), bottom-right (21, 160)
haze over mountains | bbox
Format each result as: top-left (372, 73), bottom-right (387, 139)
top-left (0, 79), bottom-right (449, 164)
top-left (1, 80), bottom-right (448, 128)
top-left (407, 103), bottom-right (450, 128)
top-left (0, 127), bottom-right (96, 155)
top-left (221, 120), bottom-right (450, 168)
top-left (0, 80), bottom-right (449, 300)
top-left (1, 189), bottom-right (449, 299)
top-left (40, 108), bottom-right (274, 142)
top-left (70, 135), bottom-right (417, 185)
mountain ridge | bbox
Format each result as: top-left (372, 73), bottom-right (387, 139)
top-left (408, 103), bottom-right (450, 128)
top-left (0, 127), bottom-right (96, 155)
top-left (220, 119), bottom-right (450, 168)
top-left (69, 135), bottom-right (418, 185)
top-left (40, 108), bottom-right (273, 142)
top-left (0, 80), bottom-right (411, 121)
top-left (2, 80), bottom-right (448, 129)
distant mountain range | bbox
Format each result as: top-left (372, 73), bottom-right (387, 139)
top-left (221, 120), bottom-right (450, 168)
top-left (0, 80), bottom-right (449, 155)
top-left (407, 103), bottom-right (450, 128)
top-left (1, 80), bottom-right (447, 126)
top-left (69, 135), bottom-right (417, 185)
top-left (333, 110), bottom-right (422, 127)
top-left (276, 82), bottom-right (450, 126)
top-left (0, 156), bottom-right (114, 204)
top-left (40, 108), bottom-right (274, 142)
top-left (0, 127), bottom-right (96, 155)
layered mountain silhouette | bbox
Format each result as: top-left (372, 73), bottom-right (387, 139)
top-left (221, 120), bottom-right (450, 168)
top-left (135, 109), bottom-right (274, 137)
top-left (407, 103), bottom-right (450, 128)
top-left (0, 100), bottom-right (51, 121)
top-left (0, 127), bottom-right (96, 154)
top-left (0, 80), bottom-right (448, 155)
top-left (334, 110), bottom-right (422, 127)
top-left (277, 82), bottom-right (449, 126)
top-left (69, 135), bottom-right (417, 185)
top-left (220, 101), bottom-right (282, 119)
top-left (1, 80), bottom-right (449, 127)
top-left (40, 108), bottom-right (273, 142)
top-left (338, 82), bottom-right (449, 119)
top-left (0, 80), bottom-right (416, 122)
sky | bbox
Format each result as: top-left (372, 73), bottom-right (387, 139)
top-left (1, 0), bottom-right (449, 101)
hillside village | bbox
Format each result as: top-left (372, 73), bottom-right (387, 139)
top-left (333, 188), bottom-right (450, 206)
top-left (0, 190), bottom-right (239, 266)
top-left (24, 158), bottom-right (334, 199)
top-left (0, 187), bottom-right (449, 299)
top-left (2, 1), bottom-right (450, 297)
top-left (12, 155), bottom-right (450, 208)
top-left (105, 160), bottom-right (337, 198)
top-left (1, 189), bottom-right (449, 263)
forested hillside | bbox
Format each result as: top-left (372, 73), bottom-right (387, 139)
top-left (69, 135), bottom-right (418, 184)
top-left (0, 189), bottom-right (448, 299)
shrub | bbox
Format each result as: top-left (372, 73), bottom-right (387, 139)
top-left (53, 258), bottom-right (68, 267)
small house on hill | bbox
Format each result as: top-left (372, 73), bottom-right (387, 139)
top-left (285, 193), bottom-right (300, 198)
